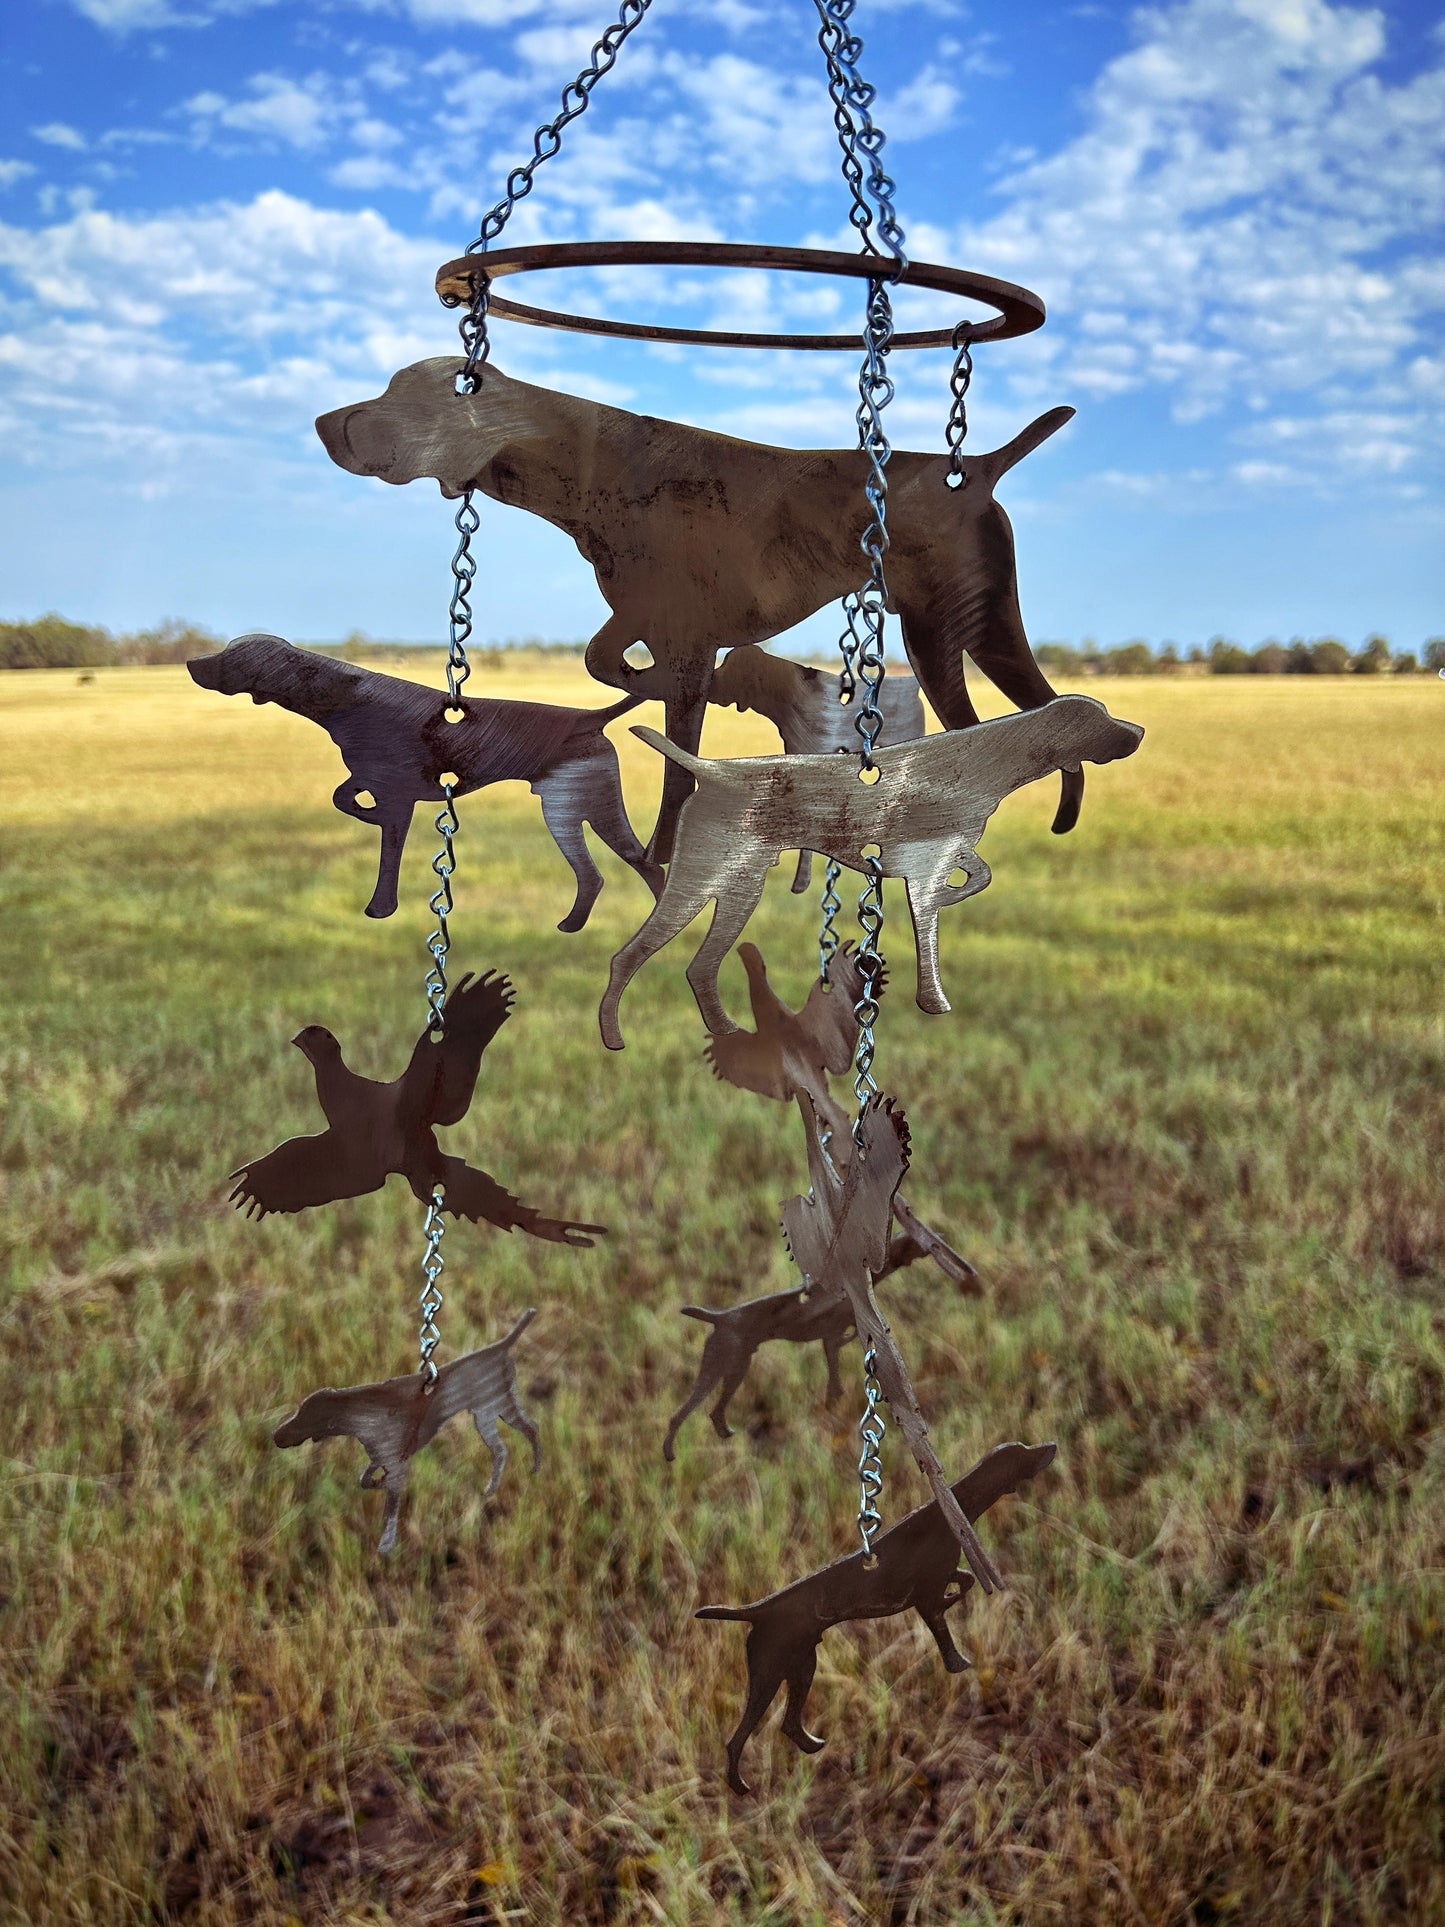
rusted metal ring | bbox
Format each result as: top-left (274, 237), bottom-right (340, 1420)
top-left (434, 240), bottom-right (1045, 350)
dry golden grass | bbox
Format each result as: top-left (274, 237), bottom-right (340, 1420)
top-left (1, 660), bottom-right (1442, 1924)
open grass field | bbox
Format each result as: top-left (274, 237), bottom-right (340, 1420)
top-left (1, 660), bottom-right (1442, 1925)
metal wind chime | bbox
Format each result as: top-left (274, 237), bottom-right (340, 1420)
top-left (191, 0), bottom-right (1144, 1791)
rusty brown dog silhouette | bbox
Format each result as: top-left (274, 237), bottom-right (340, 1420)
top-left (316, 358), bottom-right (1077, 860)
top-left (696, 1439), bottom-right (1056, 1792)
top-left (601, 695), bottom-right (1145, 1045)
top-left (274, 1309), bottom-right (541, 1553)
top-left (188, 632), bottom-right (661, 926)
top-left (708, 647), bottom-right (926, 893)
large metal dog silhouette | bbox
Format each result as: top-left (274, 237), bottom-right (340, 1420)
top-left (316, 358), bottom-right (1077, 861)
top-left (600, 696), bottom-right (1145, 1047)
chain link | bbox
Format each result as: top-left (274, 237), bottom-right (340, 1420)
top-left (423, 784), bottom-right (459, 1037)
top-left (856, 1345), bottom-right (886, 1562)
top-left (419, 1186), bottom-right (447, 1387)
top-left (945, 317), bottom-right (974, 490)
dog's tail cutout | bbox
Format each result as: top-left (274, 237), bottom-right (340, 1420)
top-left (501, 1307), bottom-right (538, 1349)
top-left (695, 1604), bottom-right (756, 1622)
top-left (631, 724), bottom-right (710, 776)
top-left (680, 1305), bottom-right (720, 1325)
top-left (594, 692), bottom-right (646, 726)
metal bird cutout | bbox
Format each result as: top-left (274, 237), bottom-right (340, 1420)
top-left (188, 633), bottom-right (661, 926)
top-left (599, 696), bottom-right (1145, 1047)
top-left (781, 1092), bottom-right (1001, 1594)
top-left (316, 357), bottom-right (1079, 861)
top-left (695, 1439), bottom-right (1056, 1792)
top-left (231, 970), bottom-right (604, 1245)
top-left (704, 940), bottom-right (977, 1290)
top-left (274, 1309), bottom-right (542, 1553)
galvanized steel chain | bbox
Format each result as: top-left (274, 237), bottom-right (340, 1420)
top-left (418, 3), bottom-right (653, 1386)
top-left (441, 0), bottom-right (654, 828)
top-left (945, 317), bottom-right (974, 489)
top-left (419, 1186), bottom-right (447, 1388)
top-left (453, 0), bottom-right (654, 393)
top-left (856, 1344), bottom-right (886, 1562)
top-left (417, 783), bottom-right (459, 1386)
top-left (814, 0), bottom-right (910, 1556)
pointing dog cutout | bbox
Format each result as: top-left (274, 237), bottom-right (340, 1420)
top-left (188, 633), bottom-right (662, 926)
top-left (696, 1439), bottom-right (1056, 1792)
top-left (708, 646), bottom-right (926, 894)
top-left (316, 358), bottom-right (1079, 860)
top-left (599, 695), bottom-right (1144, 1048)
top-left (662, 1199), bottom-right (975, 1464)
top-left (274, 1310), bottom-right (541, 1553)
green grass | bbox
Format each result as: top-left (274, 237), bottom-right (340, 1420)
top-left (1, 661), bottom-right (1442, 1924)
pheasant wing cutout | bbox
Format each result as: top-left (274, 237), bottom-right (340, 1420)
top-left (273, 1310), bottom-right (542, 1552)
top-left (782, 1092), bottom-right (1002, 1595)
top-left (706, 943), bottom-right (975, 1288)
top-left (230, 970), bottom-right (604, 1246)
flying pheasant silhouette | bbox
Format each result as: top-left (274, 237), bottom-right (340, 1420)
top-left (229, 970), bottom-right (604, 1245)
top-left (705, 942), bottom-right (975, 1287)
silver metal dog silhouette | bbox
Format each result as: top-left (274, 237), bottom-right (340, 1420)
top-left (273, 1309), bottom-right (541, 1553)
top-left (600, 695), bottom-right (1144, 1047)
top-left (708, 647), bottom-right (926, 893)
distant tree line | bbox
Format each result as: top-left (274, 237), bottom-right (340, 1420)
top-left (5, 613), bottom-right (1440, 677)
top-left (0, 614), bottom-right (224, 669)
top-left (1036, 636), bottom-right (1445, 676)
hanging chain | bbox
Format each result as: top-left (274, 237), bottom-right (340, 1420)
top-left (416, 2), bottom-right (653, 1389)
top-left (423, 786), bottom-right (459, 1036)
top-left (437, 0), bottom-right (654, 838)
top-left (419, 1186), bottom-right (446, 1388)
top-left (945, 318), bottom-right (974, 489)
top-left (813, 0), bottom-right (910, 1557)
top-left (451, 0), bottom-right (654, 392)
top-left (856, 1345), bottom-right (886, 1562)
top-left (812, 0), bottom-right (905, 1139)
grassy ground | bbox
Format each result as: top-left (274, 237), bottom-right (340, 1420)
top-left (0, 660), bottom-right (1442, 1925)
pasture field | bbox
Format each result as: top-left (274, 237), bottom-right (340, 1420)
top-left (0, 661), bottom-right (1442, 1925)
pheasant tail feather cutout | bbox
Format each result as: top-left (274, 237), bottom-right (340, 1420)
top-left (696, 1439), bottom-right (1057, 1792)
top-left (273, 1309), bottom-right (543, 1553)
top-left (230, 969), bottom-right (605, 1245)
top-left (704, 941), bottom-right (977, 1289)
top-left (781, 1091), bottom-right (1002, 1594)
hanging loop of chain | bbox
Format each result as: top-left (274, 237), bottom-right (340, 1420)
top-left (424, 783), bottom-right (459, 1036)
top-left (856, 1345), bottom-right (886, 1561)
top-left (945, 318), bottom-right (974, 490)
top-left (419, 1186), bottom-right (447, 1389)
top-left (451, 0), bottom-right (653, 394)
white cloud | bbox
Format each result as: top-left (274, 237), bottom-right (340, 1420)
top-left (0, 162), bottom-right (36, 190)
top-left (949, 0), bottom-right (1445, 479)
top-left (31, 123), bottom-right (88, 152)
top-left (183, 75), bottom-right (335, 149)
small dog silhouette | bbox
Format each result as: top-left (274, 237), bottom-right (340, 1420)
top-left (696, 1439), bottom-right (1056, 1791)
top-left (274, 1310), bottom-right (542, 1554)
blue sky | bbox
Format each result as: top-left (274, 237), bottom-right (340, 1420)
top-left (1, 0), bottom-right (1442, 651)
